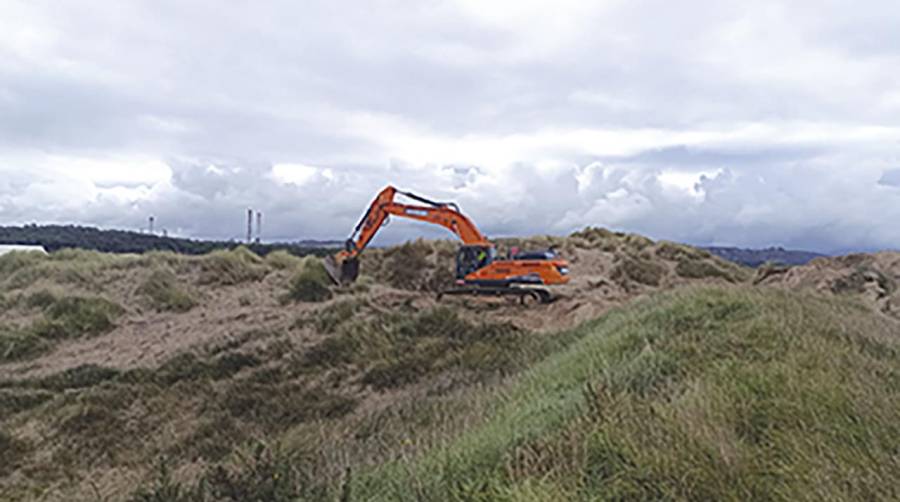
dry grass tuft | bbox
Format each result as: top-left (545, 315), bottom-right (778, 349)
top-left (199, 247), bottom-right (268, 285)
top-left (284, 257), bottom-right (333, 302)
top-left (611, 256), bottom-right (667, 286)
top-left (264, 249), bottom-right (303, 270)
top-left (137, 269), bottom-right (196, 312)
top-left (31, 294), bottom-right (124, 340)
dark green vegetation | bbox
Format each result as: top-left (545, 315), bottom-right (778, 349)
top-left (0, 224), bottom-right (334, 256)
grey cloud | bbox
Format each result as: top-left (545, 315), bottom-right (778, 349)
top-left (878, 169), bottom-right (900, 187)
top-left (613, 145), bottom-right (826, 167)
top-left (2, 1), bottom-right (900, 253)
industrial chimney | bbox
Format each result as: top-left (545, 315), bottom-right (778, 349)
top-left (255, 211), bottom-right (262, 243)
top-left (246, 208), bottom-right (253, 243)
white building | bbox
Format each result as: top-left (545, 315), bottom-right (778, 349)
top-left (0, 245), bottom-right (48, 256)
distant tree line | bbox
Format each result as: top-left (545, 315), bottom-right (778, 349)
top-left (0, 224), bottom-right (337, 257)
top-left (702, 246), bottom-right (825, 268)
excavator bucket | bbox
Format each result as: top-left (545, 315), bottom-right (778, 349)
top-left (323, 255), bottom-right (360, 286)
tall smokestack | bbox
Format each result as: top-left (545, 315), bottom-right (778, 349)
top-left (256, 211), bottom-right (262, 243)
top-left (247, 208), bottom-right (253, 243)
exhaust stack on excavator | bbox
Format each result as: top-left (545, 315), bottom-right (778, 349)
top-left (323, 185), bottom-right (569, 303)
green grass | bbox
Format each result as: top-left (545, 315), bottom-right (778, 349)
top-left (347, 287), bottom-right (900, 501)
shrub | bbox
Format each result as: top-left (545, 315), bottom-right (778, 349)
top-left (570, 227), bottom-right (616, 243)
top-left (137, 269), bottom-right (196, 312)
top-left (0, 389), bottom-right (54, 418)
top-left (655, 241), bottom-right (710, 261)
top-left (129, 458), bottom-right (196, 502)
top-left (396, 306), bottom-right (469, 339)
top-left (285, 259), bottom-right (333, 302)
top-left (362, 351), bottom-right (435, 389)
top-left (831, 266), bottom-right (895, 295)
top-left (25, 289), bottom-right (58, 309)
top-left (151, 351), bottom-right (260, 385)
top-left (265, 250), bottom-right (302, 270)
top-left (153, 353), bottom-right (208, 384)
top-left (383, 240), bottom-right (432, 290)
top-left (4, 261), bottom-right (94, 290)
top-left (55, 402), bottom-right (126, 466)
top-left (209, 352), bottom-right (261, 379)
top-left (203, 442), bottom-right (326, 502)
top-left (674, 259), bottom-right (738, 282)
top-left (753, 262), bottom-right (792, 284)
top-left (176, 414), bottom-right (243, 462)
top-left (611, 257), bottom-right (667, 286)
top-left (200, 248), bottom-right (268, 285)
top-left (351, 308), bottom-right (531, 389)
top-left (0, 430), bottom-right (30, 476)
top-left (32, 296), bottom-right (124, 340)
top-left (0, 292), bottom-right (14, 312)
top-left (36, 364), bottom-right (122, 390)
top-left (622, 233), bottom-right (654, 251)
top-left (298, 298), bottom-right (365, 333)
top-left (300, 335), bottom-right (358, 368)
top-left (223, 381), bottom-right (356, 428)
top-left (0, 250), bottom-right (47, 281)
top-left (0, 328), bottom-right (51, 362)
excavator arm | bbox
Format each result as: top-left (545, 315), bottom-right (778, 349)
top-left (325, 186), bottom-right (490, 284)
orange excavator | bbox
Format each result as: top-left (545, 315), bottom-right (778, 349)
top-left (324, 186), bottom-right (570, 303)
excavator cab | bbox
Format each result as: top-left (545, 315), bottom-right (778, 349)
top-left (456, 245), bottom-right (494, 279)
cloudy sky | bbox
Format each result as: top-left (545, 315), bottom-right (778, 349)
top-left (1, 0), bottom-right (899, 253)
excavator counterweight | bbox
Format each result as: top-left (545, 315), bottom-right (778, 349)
top-left (324, 186), bottom-right (569, 303)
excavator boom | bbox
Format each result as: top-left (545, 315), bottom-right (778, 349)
top-left (325, 186), bottom-right (488, 285)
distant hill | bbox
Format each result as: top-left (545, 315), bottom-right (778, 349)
top-left (0, 224), bottom-right (338, 256)
top-left (702, 246), bottom-right (825, 267)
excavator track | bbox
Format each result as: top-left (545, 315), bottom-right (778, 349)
top-left (436, 285), bottom-right (553, 304)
